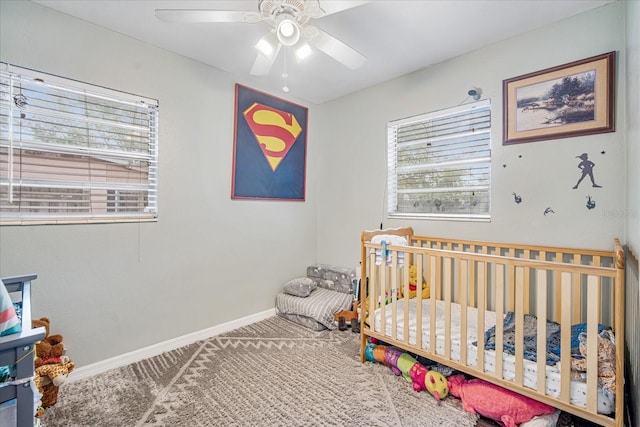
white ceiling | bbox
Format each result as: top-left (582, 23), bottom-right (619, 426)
top-left (32, 0), bottom-right (614, 104)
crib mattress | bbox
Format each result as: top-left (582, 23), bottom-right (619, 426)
top-left (372, 299), bottom-right (595, 410)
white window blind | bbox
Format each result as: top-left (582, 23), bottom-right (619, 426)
top-left (0, 63), bottom-right (159, 225)
top-left (387, 100), bottom-right (491, 220)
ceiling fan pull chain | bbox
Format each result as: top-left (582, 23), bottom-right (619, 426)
top-left (282, 48), bottom-right (290, 92)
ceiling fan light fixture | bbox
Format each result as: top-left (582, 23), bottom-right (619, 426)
top-left (276, 17), bottom-right (300, 46)
top-left (255, 32), bottom-right (279, 60)
top-left (294, 43), bottom-right (313, 62)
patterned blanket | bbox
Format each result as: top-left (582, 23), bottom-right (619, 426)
top-left (480, 312), bottom-right (561, 366)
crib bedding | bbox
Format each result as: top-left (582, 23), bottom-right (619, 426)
top-left (372, 298), bottom-right (599, 410)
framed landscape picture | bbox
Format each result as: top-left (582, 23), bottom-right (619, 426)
top-left (503, 51), bottom-right (615, 145)
top-left (231, 84), bottom-right (308, 200)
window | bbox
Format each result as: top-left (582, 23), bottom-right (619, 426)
top-left (0, 63), bottom-right (159, 225)
top-left (387, 100), bottom-right (491, 220)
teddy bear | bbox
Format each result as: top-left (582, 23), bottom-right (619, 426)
top-left (32, 317), bottom-right (65, 368)
top-left (405, 265), bottom-right (430, 299)
top-left (34, 360), bottom-right (75, 407)
top-left (570, 329), bottom-right (616, 410)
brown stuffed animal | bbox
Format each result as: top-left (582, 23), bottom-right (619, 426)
top-left (34, 360), bottom-right (75, 407)
top-left (32, 317), bottom-right (65, 368)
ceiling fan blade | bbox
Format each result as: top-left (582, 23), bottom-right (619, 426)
top-left (305, 1), bottom-right (370, 18)
top-left (307, 26), bottom-right (366, 70)
top-left (155, 9), bottom-right (261, 23)
top-left (250, 45), bottom-right (281, 75)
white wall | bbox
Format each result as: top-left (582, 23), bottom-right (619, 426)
top-left (315, 2), bottom-right (627, 267)
top-left (0, 1), bottom-right (318, 367)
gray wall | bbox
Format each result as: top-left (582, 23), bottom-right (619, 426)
top-left (0, 1), bottom-right (318, 367)
top-left (625, 1), bottom-right (639, 425)
top-left (315, 2), bottom-right (627, 267)
top-left (0, 6), bottom-right (636, 419)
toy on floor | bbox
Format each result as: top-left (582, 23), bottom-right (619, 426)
top-left (447, 374), bottom-right (555, 427)
top-left (366, 338), bottom-right (390, 366)
top-left (409, 363), bottom-right (449, 401)
top-left (384, 346), bottom-right (404, 375)
top-left (367, 343), bottom-right (449, 402)
top-left (35, 359), bottom-right (75, 407)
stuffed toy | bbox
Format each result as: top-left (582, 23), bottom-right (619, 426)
top-left (35, 361), bottom-right (75, 388)
top-left (424, 370), bottom-right (448, 402)
top-left (409, 363), bottom-right (449, 401)
top-left (365, 342), bottom-right (376, 363)
top-left (447, 375), bottom-right (555, 427)
top-left (34, 360), bottom-right (75, 407)
top-left (405, 265), bottom-right (430, 299)
top-left (32, 317), bottom-right (64, 367)
top-left (570, 329), bottom-right (616, 413)
top-left (384, 347), bottom-right (404, 376)
top-left (373, 344), bottom-right (389, 365)
top-left (396, 353), bottom-right (417, 382)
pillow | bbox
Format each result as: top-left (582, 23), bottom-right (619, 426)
top-left (0, 283), bottom-right (21, 337)
top-left (283, 277), bottom-right (317, 298)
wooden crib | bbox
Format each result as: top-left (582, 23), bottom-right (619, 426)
top-left (359, 227), bottom-right (625, 427)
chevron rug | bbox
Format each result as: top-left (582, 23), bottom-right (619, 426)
top-left (41, 316), bottom-right (479, 426)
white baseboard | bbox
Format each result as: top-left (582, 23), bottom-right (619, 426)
top-left (69, 308), bottom-right (276, 382)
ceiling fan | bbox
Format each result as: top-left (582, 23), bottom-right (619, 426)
top-left (155, 0), bottom-right (368, 76)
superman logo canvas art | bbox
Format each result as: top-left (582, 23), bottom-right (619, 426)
top-left (231, 84), bottom-right (308, 200)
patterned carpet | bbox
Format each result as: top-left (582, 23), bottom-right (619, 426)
top-left (41, 316), bottom-right (480, 426)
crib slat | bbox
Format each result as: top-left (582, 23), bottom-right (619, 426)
top-left (415, 255), bottom-right (423, 350)
top-left (430, 255), bottom-right (438, 354)
top-left (586, 274), bottom-right (600, 414)
top-left (368, 250), bottom-right (377, 331)
top-left (444, 256), bottom-right (452, 359)
top-left (514, 266), bottom-right (525, 386)
top-left (573, 253), bottom-right (582, 323)
top-left (508, 249), bottom-right (516, 312)
top-left (536, 269), bottom-right (548, 395)
top-left (435, 242), bottom-right (442, 300)
top-left (403, 257), bottom-right (410, 346)
top-left (593, 255), bottom-right (602, 321)
top-left (524, 249), bottom-right (531, 315)
top-left (391, 253), bottom-right (398, 341)
top-left (477, 261), bottom-right (486, 372)
top-left (554, 267), bottom-right (561, 322)
top-left (378, 253), bottom-right (386, 337)
top-left (460, 259), bottom-right (468, 366)
top-left (495, 264), bottom-right (505, 378)
top-left (560, 272), bottom-right (572, 403)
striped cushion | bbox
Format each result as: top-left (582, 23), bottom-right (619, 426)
top-left (275, 287), bottom-right (353, 330)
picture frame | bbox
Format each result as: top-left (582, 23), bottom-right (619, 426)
top-left (503, 51), bottom-right (615, 145)
top-left (231, 84), bottom-right (308, 201)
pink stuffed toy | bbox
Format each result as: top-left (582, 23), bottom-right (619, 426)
top-left (447, 375), bottom-right (555, 427)
top-left (409, 363), bottom-right (449, 401)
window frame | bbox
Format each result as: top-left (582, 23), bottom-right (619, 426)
top-left (0, 63), bottom-right (159, 225)
top-left (386, 99), bottom-right (491, 221)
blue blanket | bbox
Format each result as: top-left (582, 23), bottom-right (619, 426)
top-left (480, 312), bottom-right (560, 366)
top-left (478, 312), bottom-right (608, 366)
